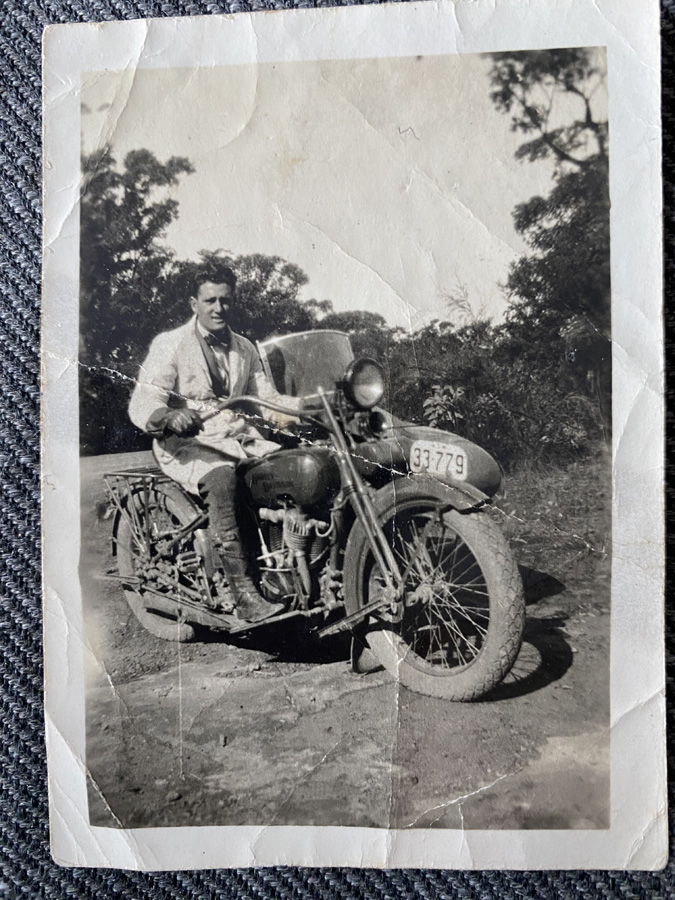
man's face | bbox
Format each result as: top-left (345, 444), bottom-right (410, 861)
top-left (191, 281), bottom-right (233, 335)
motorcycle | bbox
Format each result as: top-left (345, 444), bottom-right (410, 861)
top-left (104, 330), bottom-right (525, 701)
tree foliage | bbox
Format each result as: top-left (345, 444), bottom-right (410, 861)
top-left (80, 76), bottom-right (611, 472)
top-left (81, 148), bottom-right (195, 357)
top-left (404, 50), bottom-right (612, 466)
top-left (378, 314), bottom-right (602, 469)
top-left (415, 321), bottom-right (602, 467)
top-left (487, 48), bottom-right (611, 409)
top-left (319, 309), bottom-right (400, 358)
top-left (79, 150), bottom-right (330, 453)
top-left (488, 50), bottom-right (607, 168)
top-left (80, 148), bottom-right (195, 453)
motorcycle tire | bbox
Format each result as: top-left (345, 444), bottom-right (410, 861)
top-left (115, 481), bottom-right (208, 642)
top-left (343, 476), bottom-right (524, 701)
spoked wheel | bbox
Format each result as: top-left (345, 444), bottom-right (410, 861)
top-left (343, 477), bottom-right (524, 700)
top-left (115, 481), bottom-right (214, 642)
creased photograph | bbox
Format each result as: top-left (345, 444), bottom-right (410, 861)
top-left (41, 0), bottom-right (665, 870)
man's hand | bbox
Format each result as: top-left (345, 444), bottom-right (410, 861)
top-left (162, 408), bottom-right (203, 436)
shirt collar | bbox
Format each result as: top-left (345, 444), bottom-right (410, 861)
top-left (195, 318), bottom-right (232, 348)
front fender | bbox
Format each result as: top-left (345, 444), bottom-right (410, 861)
top-left (395, 472), bottom-right (489, 511)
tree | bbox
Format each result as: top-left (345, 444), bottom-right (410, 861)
top-left (231, 253), bottom-right (314, 339)
top-left (81, 147), bottom-right (195, 350)
top-left (318, 308), bottom-right (399, 358)
top-left (79, 147), bottom-right (194, 454)
top-left (385, 319), bottom-right (463, 424)
top-left (488, 50), bottom-right (607, 170)
top-left (80, 169), bottom-right (325, 456)
top-left (487, 49), bottom-right (611, 413)
top-left (414, 318), bottom-right (602, 470)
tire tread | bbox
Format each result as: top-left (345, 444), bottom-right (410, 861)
top-left (343, 478), bottom-right (525, 701)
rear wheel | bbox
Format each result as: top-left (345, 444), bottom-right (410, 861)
top-left (115, 482), bottom-right (212, 642)
top-left (343, 477), bottom-right (524, 700)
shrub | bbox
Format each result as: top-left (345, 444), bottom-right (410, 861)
top-left (422, 373), bottom-right (605, 471)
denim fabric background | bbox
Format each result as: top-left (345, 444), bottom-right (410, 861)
top-left (0, 0), bottom-right (671, 895)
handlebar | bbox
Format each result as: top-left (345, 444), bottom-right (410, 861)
top-left (199, 395), bottom-right (326, 430)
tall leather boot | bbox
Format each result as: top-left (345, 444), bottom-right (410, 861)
top-left (218, 536), bottom-right (285, 622)
top-left (199, 466), bottom-right (284, 623)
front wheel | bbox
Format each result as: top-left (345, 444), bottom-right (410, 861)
top-left (343, 477), bottom-right (524, 701)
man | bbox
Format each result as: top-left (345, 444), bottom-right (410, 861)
top-left (129, 264), bottom-right (300, 623)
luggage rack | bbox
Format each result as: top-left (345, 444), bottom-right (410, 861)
top-left (104, 464), bottom-right (165, 480)
top-left (104, 465), bottom-right (168, 502)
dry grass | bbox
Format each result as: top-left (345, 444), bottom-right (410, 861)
top-left (493, 445), bottom-right (612, 612)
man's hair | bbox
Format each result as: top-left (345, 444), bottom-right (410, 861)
top-left (193, 263), bottom-right (237, 294)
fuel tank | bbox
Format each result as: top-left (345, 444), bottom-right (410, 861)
top-left (352, 425), bottom-right (502, 498)
top-left (242, 447), bottom-right (341, 507)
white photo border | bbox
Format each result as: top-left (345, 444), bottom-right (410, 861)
top-left (42, 0), bottom-right (665, 870)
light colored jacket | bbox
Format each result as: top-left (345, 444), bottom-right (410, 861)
top-left (129, 316), bottom-right (298, 493)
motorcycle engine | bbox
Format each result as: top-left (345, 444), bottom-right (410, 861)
top-left (256, 507), bottom-right (331, 609)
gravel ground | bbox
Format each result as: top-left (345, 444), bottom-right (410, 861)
top-left (81, 448), bottom-right (611, 830)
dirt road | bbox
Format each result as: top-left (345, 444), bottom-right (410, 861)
top-left (82, 451), bottom-right (610, 830)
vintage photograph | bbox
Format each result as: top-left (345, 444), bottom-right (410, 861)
top-left (77, 47), bottom-right (613, 832)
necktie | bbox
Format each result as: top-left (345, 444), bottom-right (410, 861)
top-left (196, 328), bottom-right (230, 397)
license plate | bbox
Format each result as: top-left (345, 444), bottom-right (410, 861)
top-left (409, 440), bottom-right (468, 481)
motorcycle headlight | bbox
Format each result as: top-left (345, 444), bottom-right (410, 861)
top-left (343, 358), bottom-right (385, 410)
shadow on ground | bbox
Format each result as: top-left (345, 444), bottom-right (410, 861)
top-left (481, 565), bottom-right (573, 702)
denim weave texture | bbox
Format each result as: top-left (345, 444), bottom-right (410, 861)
top-left (0, 0), bottom-right (673, 895)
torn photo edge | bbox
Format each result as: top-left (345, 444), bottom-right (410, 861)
top-left (41, 0), bottom-right (666, 870)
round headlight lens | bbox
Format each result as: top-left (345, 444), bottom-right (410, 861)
top-left (343, 358), bottom-right (385, 410)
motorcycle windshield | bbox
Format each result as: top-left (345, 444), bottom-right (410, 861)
top-left (258, 330), bottom-right (355, 400)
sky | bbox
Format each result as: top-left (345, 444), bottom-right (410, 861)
top-left (81, 52), bottom-right (604, 331)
